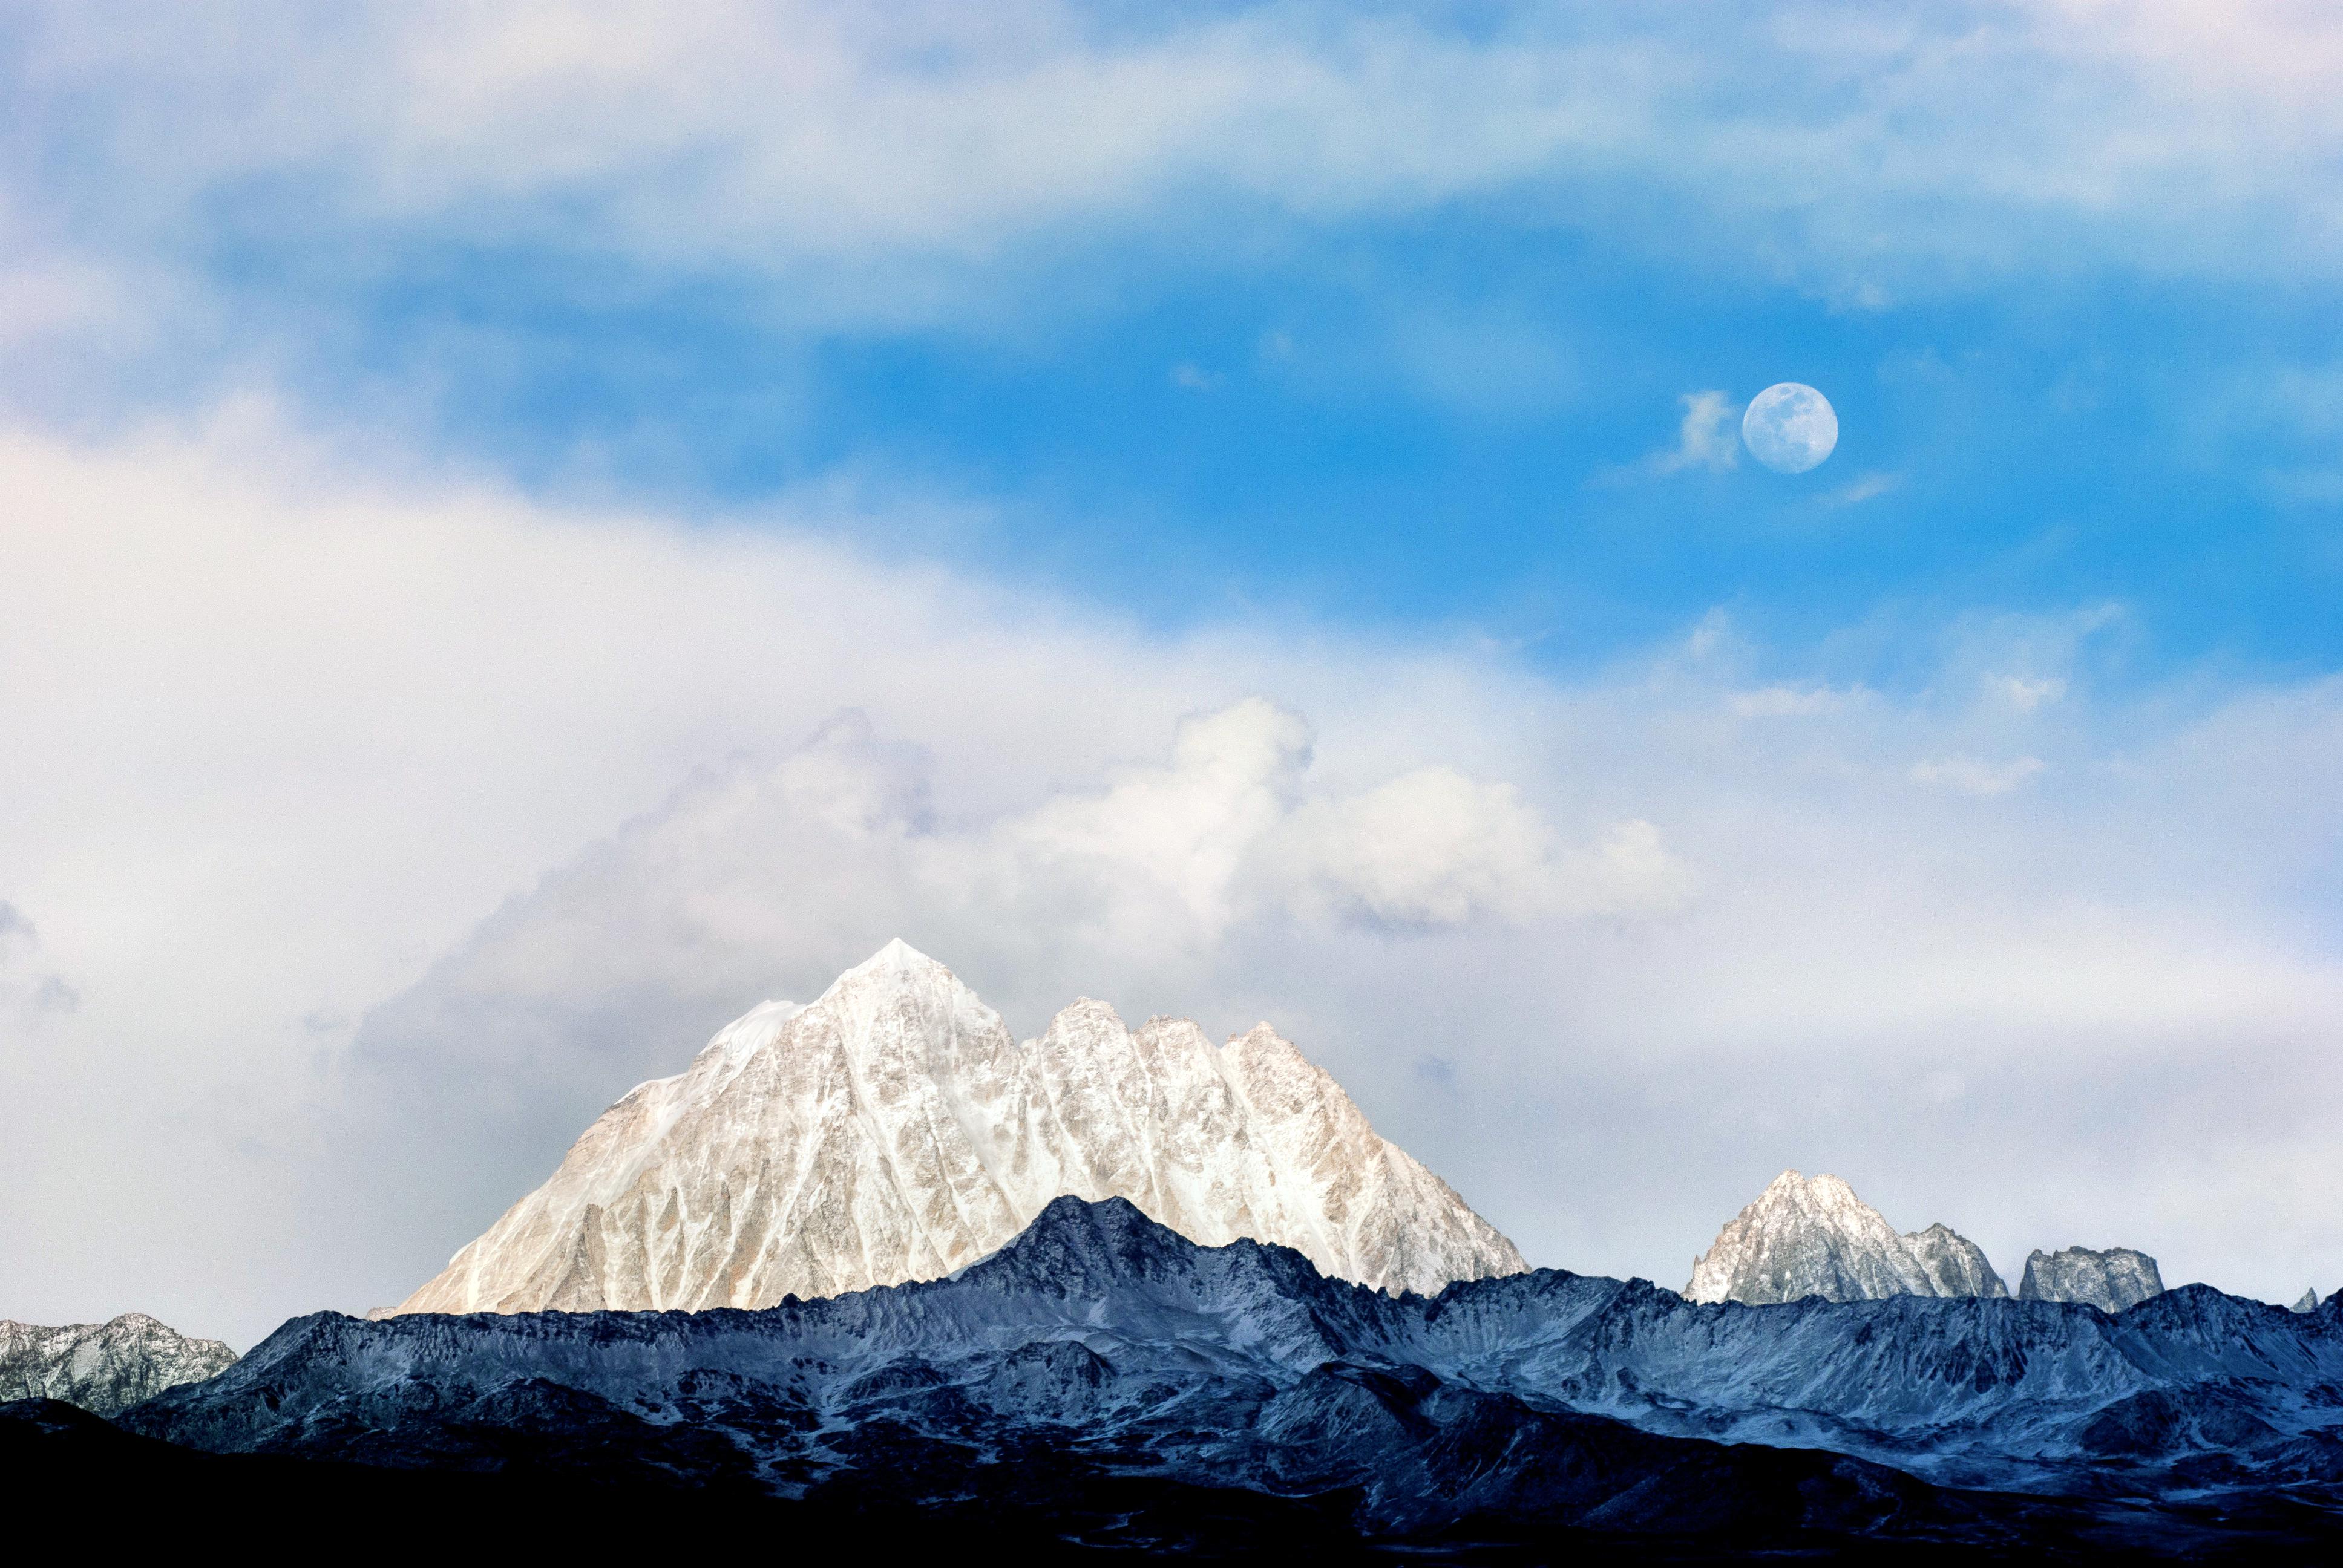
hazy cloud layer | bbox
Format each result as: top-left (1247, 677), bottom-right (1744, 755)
top-left (4, 410), bottom-right (2340, 1342)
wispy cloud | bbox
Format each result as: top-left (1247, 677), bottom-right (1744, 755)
top-left (1596, 390), bottom-right (1740, 486)
top-left (1988, 675), bottom-right (2068, 713)
top-left (1647, 390), bottom-right (1741, 475)
top-left (12, 0), bottom-right (2343, 370)
top-left (1169, 362), bottom-right (1222, 392)
top-left (1909, 755), bottom-right (2048, 795)
top-left (1824, 470), bottom-right (1901, 506)
top-left (0, 900), bottom-right (77, 1019)
top-left (1729, 682), bottom-right (1855, 718)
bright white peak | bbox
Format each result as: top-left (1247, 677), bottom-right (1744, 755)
top-left (1685, 1170), bottom-right (2007, 1305)
top-left (393, 940), bottom-right (1524, 1313)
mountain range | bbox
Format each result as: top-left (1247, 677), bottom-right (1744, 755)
top-left (1688, 1169), bottom-right (2171, 1312)
top-left (11, 945), bottom-right (2340, 1553)
top-left (93, 1196), bottom-right (2343, 1556)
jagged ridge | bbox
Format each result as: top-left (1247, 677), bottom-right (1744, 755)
top-left (0, 1313), bottom-right (237, 1416)
top-left (1685, 1171), bottom-right (2010, 1305)
top-left (392, 942), bottom-right (1524, 1315)
top-left (133, 1197), bottom-right (2343, 1517)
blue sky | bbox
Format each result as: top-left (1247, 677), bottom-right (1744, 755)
top-left (13, 1), bottom-right (2343, 671)
top-left (312, 241), bottom-right (2342, 673)
top-left (6, 2), bottom-right (2343, 1342)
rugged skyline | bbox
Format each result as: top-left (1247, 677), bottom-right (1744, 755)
top-left (5, 4), bottom-right (2343, 1347)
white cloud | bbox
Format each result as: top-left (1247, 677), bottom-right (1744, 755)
top-left (1989, 675), bottom-right (2069, 712)
top-left (10, 0), bottom-right (2343, 371)
top-left (4, 408), bottom-right (2343, 1341)
top-left (1823, 470), bottom-right (1901, 506)
top-left (1169, 362), bottom-right (1222, 391)
top-left (1909, 755), bottom-right (2048, 795)
top-left (1644, 390), bottom-right (1740, 475)
top-left (1729, 682), bottom-right (1854, 718)
top-left (0, 901), bottom-right (78, 1020)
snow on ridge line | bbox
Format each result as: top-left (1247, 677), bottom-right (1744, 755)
top-left (1687, 1169), bottom-right (2179, 1310)
top-left (390, 941), bottom-right (1525, 1316)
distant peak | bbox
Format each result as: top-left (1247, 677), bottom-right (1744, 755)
top-left (831, 939), bottom-right (957, 987)
top-left (1044, 996), bottom-right (1127, 1030)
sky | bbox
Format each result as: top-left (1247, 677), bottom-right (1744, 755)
top-left (4, 1), bottom-right (2342, 1347)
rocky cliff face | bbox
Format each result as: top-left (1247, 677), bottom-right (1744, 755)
top-left (1685, 1171), bottom-right (2006, 1305)
top-left (392, 941), bottom-right (1524, 1314)
top-left (0, 1313), bottom-right (236, 1416)
top-left (2298, 1289), bottom-right (2328, 1313)
top-left (2019, 1247), bottom-right (2164, 1312)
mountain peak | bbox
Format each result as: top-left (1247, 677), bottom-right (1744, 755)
top-left (0, 1312), bottom-right (237, 1417)
top-left (1688, 1172), bottom-right (2004, 1304)
top-left (836, 937), bottom-right (955, 984)
top-left (392, 950), bottom-right (1525, 1315)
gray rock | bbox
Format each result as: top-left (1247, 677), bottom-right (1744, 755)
top-left (2018, 1246), bottom-right (2163, 1312)
top-left (0, 1312), bottom-right (236, 1416)
top-left (2293, 1288), bottom-right (2324, 1312)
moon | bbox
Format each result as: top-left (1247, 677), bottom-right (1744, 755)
top-left (1742, 383), bottom-right (1838, 474)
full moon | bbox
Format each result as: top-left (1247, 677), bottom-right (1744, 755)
top-left (1742, 383), bottom-right (1838, 474)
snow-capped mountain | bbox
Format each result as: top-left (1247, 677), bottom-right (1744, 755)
top-left (128, 1197), bottom-right (2343, 1550)
top-left (0, 1313), bottom-right (236, 1416)
top-left (392, 941), bottom-right (1524, 1314)
top-left (2019, 1246), bottom-right (2164, 1312)
top-left (1904, 1221), bottom-right (2008, 1298)
top-left (2298, 1289), bottom-right (2328, 1313)
top-left (1685, 1171), bottom-right (2007, 1304)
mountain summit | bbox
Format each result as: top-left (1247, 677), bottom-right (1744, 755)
top-left (2018, 1246), bottom-right (2164, 1312)
top-left (1685, 1170), bottom-right (2007, 1305)
top-left (392, 941), bottom-right (1524, 1313)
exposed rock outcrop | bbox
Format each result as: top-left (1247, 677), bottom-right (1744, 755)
top-left (2018, 1246), bottom-right (2164, 1312)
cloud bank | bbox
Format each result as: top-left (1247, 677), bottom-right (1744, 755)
top-left (4, 408), bottom-right (2341, 1342)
